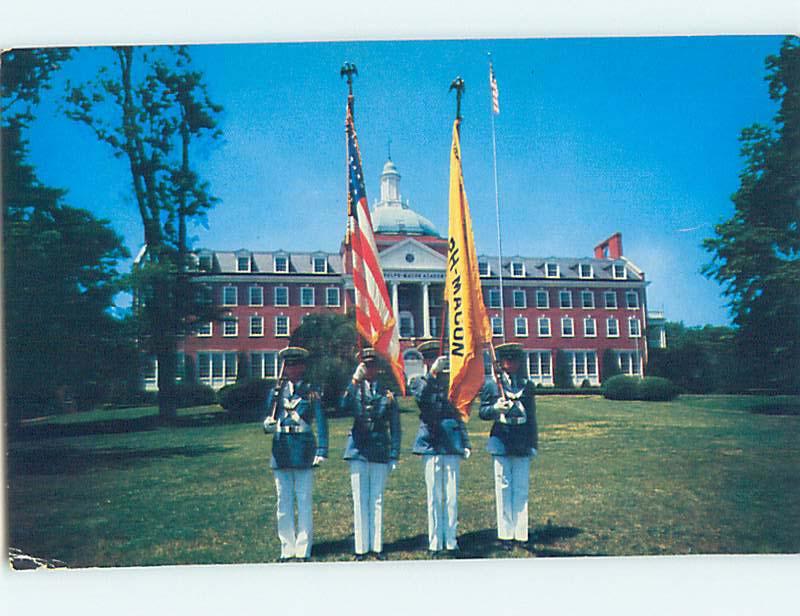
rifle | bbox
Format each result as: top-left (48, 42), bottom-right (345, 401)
top-left (268, 360), bottom-right (288, 423)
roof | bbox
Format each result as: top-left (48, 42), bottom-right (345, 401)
top-left (371, 204), bottom-right (441, 237)
top-left (476, 254), bottom-right (644, 281)
top-left (194, 250), bottom-right (344, 274)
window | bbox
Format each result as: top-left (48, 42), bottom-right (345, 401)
top-left (563, 351), bottom-right (599, 386)
top-left (579, 263), bottom-right (593, 279)
top-left (198, 255), bottom-right (213, 272)
top-left (313, 256), bottom-right (327, 274)
top-left (326, 287), bottom-right (340, 307)
top-left (515, 316), bottom-right (528, 337)
top-left (561, 316), bottom-right (574, 337)
top-left (274, 255), bottom-right (289, 273)
top-left (197, 321), bottom-right (212, 337)
top-left (491, 316), bottom-right (504, 337)
top-left (197, 352), bottom-right (238, 387)
top-left (581, 290), bottom-right (595, 309)
top-left (512, 289), bottom-right (527, 309)
top-left (629, 318), bottom-right (641, 337)
top-left (527, 351), bottom-right (553, 385)
top-left (274, 286), bottom-right (289, 307)
top-left (535, 289), bottom-right (549, 309)
top-left (249, 316), bottom-right (263, 337)
top-left (545, 262), bottom-right (559, 278)
top-left (222, 286), bottom-right (238, 306)
top-left (607, 317), bottom-right (619, 337)
top-left (538, 317), bottom-right (551, 337)
top-left (223, 318), bottom-right (238, 337)
top-left (275, 315), bottom-right (290, 337)
top-left (251, 352), bottom-right (278, 379)
top-left (617, 350), bottom-right (642, 376)
top-left (511, 261), bottom-right (525, 277)
top-left (300, 287), bottom-right (315, 307)
top-left (196, 285), bottom-right (213, 307)
top-left (626, 291), bottom-right (640, 309)
top-left (559, 290), bottom-right (572, 309)
top-left (613, 263), bottom-right (626, 279)
top-left (429, 316), bottom-right (440, 338)
top-left (584, 317), bottom-right (597, 337)
top-left (249, 286), bottom-right (263, 306)
top-left (237, 256), bottom-right (251, 272)
top-left (429, 287), bottom-right (443, 308)
top-left (604, 291), bottom-right (618, 309)
top-left (478, 261), bottom-right (490, 277)
top-left (399, 311), bottom-right (414, 338)
top-left (488, 288), bottom-right (501, 308)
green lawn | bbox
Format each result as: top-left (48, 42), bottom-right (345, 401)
top-left (6, 395), bottom-right (800, 567)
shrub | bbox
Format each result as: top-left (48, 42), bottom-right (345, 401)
top-left (603, 375), bottom-right (641, 400)
top-left (554, 351), bottom-right (575, 389)
top-left (603, 375), bottom-right (680, 401)
top-left (580, 379), bottom-right (592, 389)
top-left (638, 376), bottom-right (680, 401)
top-left (219, 378), bottom-right (275, 421)
top-left (173, 382), bottom-right (217, 408)
top-left (602, 349), bottom-right (622, 380)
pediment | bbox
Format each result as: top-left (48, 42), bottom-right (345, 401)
top-left (379, 238), bottom-right (446, 271)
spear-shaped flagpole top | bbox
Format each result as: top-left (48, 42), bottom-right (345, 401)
top-left (341, 61), bottom-right (358, 112)
top-left (449, 76), bottom-right (465, 122)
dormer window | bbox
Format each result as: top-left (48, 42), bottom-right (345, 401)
top-left (274, 255), bottom-right (289, 273)
top-left (479, 261), bottom-right (490, 277)
top-left (579, 263), bottom-right (593, 279)
top-left (545, 262), bottom-right (559, 278)
top-left (198, 254), bottom-right (213, 272)
top-left (313, 256), bottom-right (327, 274)
top-left (236, 255), bottom-right (251, 273)
top-left (613, 263), bottom-right (626, 279)
top-left (511, 261), bottom-right (525, 277)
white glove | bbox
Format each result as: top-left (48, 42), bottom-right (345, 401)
top-left (389, 461), bottom-right (399, 472)
top-left (352, 362), bottom-right (367, 383)
top-left (493, 398), bottom-right (514, 412)
top-left (430, 356), bottom-right (447, 377)
top-left (312, 456), bottom-right (326, 467)
top-left (263, 417), bottom-right (277, 433)
top-left (463, 448), bottom-right (471, 460)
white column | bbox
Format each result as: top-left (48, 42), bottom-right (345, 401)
top-left (391, 282), bottom-right (399, 321)
top-left (422, 282), bottom-right (431, 338)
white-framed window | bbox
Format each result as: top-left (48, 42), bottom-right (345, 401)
top-left (275, 315), bottom-right (290, 337)
top-left (274, 286), bottom-right (289, 307)
top-left (399, 311), bottom-right (415, 338)
top-left (249, 286), bottom-right (263, 306)
top-left (515, 316), bottom-right (528, 337)
top-left (629, 317), bottom-right (641, 337)
top-left (488, 288), bottom-right (501, 308)
top-left (300, 287), bottom-right (315, 307)
top-left (561, 316), bottom-right (574, 337)
top-left (581, 290), bottom-right (595, 309)
top-left (198, 254), bottom-right (213, 272)
top-left (249, 315), bottom-right (264, 337)
top-left (237, 255), bottom-right (251, 273)
top-left (478, 261), bottom-right (490, 277)
top-left (563, 350), bottom-right (599, 386)
top-left (197, 352), bottom-right (238, 388)
top-left (527, 350), bottom-right (553, 386)
top-left (223, 318), bottom-right (238, 337)
top-left (491, 316), bottom-right (504, 337)
top-left (222, 286), bottom-right (238, 306)
top-left (196, 285), bottom-right (213, 307)
top-left (559, 290), bottom-right (572, 309)
top-left (617, 350), bottom-right (642, 376)
top-left (579, 263), bottom-right (593, 279)
top-left (197, 321), bottom-right (212, 337)
top-left (604, 291), bottom-right (618, 309)
top-left (274, 255), bottom-right (289, 273)
top-left (512, 289), bottom-right (526, 309)
top-left (613, 263), bottom-right (627, 279)
top-left (626, 291), bottom-right (640, 309)
top-left (545, 262), bottom-right (559, 278)
top-left (251, 351), bottom-right (279, 379)
top-left (584, 317), bottom-right (597, 337)
top-left (538, 317), bottom-right (551, 337)
top-left (429, 316), bottom-right (441, 338)
top-left (313, 256), bottom-right (327, 274)
top-left (535, 289), bottom-right (549, 309)
top-left (607, 317), bottom-right (619, 338)
top-left (326, 287), bottom-right (340, 307)
top-left (511, 261), bottom-right (525, 277)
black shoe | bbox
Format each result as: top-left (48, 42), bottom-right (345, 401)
top-left (372, 552), bottom-right (387, 561)
top-left (298, 557), bottom-right (310, 563)
top-left (354, 553), bottom-right (367, 562)
top-left (445, 547), bottom-right (461, 559)
top-left (278, 556), bottom-right (294, 563)
top-left (427, 549), bottom-right (442, 559)
top-left (500, 540), bottom-right (514, 552)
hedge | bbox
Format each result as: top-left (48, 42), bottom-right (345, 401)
top-left (603, 375), bottom-right (680, 401)
top-left (218, 378), bottom-right (275, 421)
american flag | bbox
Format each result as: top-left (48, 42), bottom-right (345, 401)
top-left (345, 100), bottom-right (406, 394)
top-left (489, 63), bottom-right (500, 115)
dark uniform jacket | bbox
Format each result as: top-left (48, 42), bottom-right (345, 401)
top-left (265, 379), bottom-right (329, 469)
top-left (412, 373), bottom-right (471, 456)
top-left (341, 379), bottom-right (401, 464)
top-left (479, 374), bottom-right (538, 457)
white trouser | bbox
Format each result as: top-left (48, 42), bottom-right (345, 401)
top-left (349, 460), bottom-right (389, 554)
top-left (273, 468), bottom-right (314, 558)
top-left (493, 456), bottom-right (531, 542)
top-left (423, 454), bottom-right (461, 551)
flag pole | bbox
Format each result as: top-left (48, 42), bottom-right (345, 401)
top-left (488, 55), bottom-right (506, 344)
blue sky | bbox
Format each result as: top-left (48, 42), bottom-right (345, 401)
top-left (24, 35), bottom-right (783, 326)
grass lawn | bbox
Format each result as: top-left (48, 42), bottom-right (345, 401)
top-left (6, 395), bottom-right (800, 567)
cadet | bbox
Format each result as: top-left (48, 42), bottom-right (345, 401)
top-left (479, 343), bottom-right (538, 550)
top-left (412, 341), bottom-right (471, 555)
top-left (341, 348), bottom-right (401, 561)
top-left (263, 347), bottom-right (329, 562)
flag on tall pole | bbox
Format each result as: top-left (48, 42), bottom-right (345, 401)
top-left (489, 63), bottom-right (500, 115)
top-left (445, 118), bottom-right (492, 419)
top-left (345, 95), bottom-right (406, 395)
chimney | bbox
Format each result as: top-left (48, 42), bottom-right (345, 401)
top-left (594, 232), bottom-right (623, 260)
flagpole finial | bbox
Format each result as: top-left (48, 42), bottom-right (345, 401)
top-left (340, 61), bottom-right (358, 97)
top-left (449, 76), bottom-right (465, 121)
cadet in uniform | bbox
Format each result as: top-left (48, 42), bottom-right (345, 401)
top-left (412, 341), bottom-right (471, 555)
top-left (263, 347), bottom-right (329, 562)
top-left (340, 348), bottom-right (401, 561)
top-left (479, 343), bottom-right (538, 550)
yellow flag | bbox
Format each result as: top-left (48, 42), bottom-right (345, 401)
top-left (445, 119), bottom-right (492, 419)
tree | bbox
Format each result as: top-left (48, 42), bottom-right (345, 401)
top-left (2, 48), bottom-right (130, 426)
top-left (703, 36), bottom-right (800, 393)
top-left (64, 46), bottom-right (223, 420)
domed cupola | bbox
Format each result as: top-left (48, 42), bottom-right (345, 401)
top-left (372, 158), bottom-right (440, 237)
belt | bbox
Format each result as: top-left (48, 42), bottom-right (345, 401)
top-left (278, 425), bottom-right (311, 434)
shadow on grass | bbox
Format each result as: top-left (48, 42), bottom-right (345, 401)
top-left (8, 444), bottom-right (232, 476)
